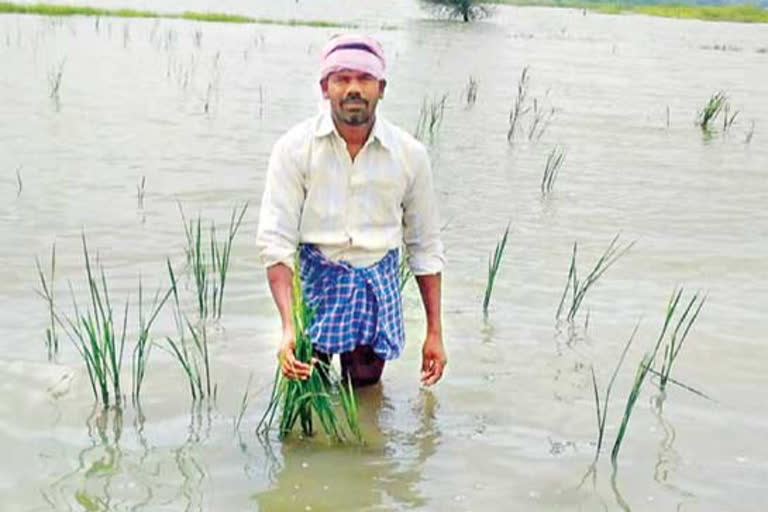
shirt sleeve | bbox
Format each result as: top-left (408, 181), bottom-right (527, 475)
top-left (402, 144), bottom-right (445, 275)
top-left (255, 137), bottom-right (305, 269)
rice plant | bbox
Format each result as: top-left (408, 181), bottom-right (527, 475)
top-left (48, 59), bottom-right (65, 101)
top-left (35, 243), bottom-right (58, 359)
top-left (722, 102), bottom-right (739, 131)
top-left (15, 164), bottom-right (23, 198)
top-left (131, 276), bottom-right (173, 406)
top-left (233, 372), bottom-right (253, 433)
top-left (745, 120), bottom-right (755, 144)
top-left (541, 146), bottom-right (566, 196)
top-left (180, 202), bottom-right (248, 320)
top-left (414, 93), bottom-right (448, 143)
top-left (165, 261), bottom-right (215, 402)
top-left (257, 256), bottom-right (362, 443)
top-left (527, 97), bottom-right (556, 141)
top-left (697, 91), bottom-right (727, 132)
top-left (507, 67), bottom-right (556, 144)
top-left (556, 235), bottom-right (635, 323)
top-left (649, 288), bottom-right (706, 396)
top-left (60, 235), bottom-right (129, 408)
top-left (464, 75), bottom-right (478, 107)
top-left (589, 322), bottom-right (639, 465)
top-left (507, 66), bottom-right (530, 143)
top-left (136, 176), bottom-right (146, 209)
top-left (610, 351), bottom-right (654, 467)
top-left (482, 223), bottom-right (510, 316)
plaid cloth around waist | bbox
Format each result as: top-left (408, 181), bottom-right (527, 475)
top-left (298, 244), bottom-right (405, 360)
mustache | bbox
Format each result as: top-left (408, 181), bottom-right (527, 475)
top-left (341, 96), bottom-right (368, 106)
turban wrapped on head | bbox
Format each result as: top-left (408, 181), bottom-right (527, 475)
top-left (320, 34), bottom-right (386, 81)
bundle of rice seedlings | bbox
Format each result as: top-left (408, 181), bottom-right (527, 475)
top-left (60, 235), bottom-right (128, 408)
top-left (257, 256), bottom-right (362, 443)
top-left (697, 91), bottom-right (728, 132)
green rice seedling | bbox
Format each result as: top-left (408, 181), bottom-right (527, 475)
top-left (722, 103), bottom-right (739, 132)
top-left (649, 288), bottom-right (706, 396)
top-left (233, 372), bottom-right (253, 433)
top-left (464, 75), bottom-right (478, 107)
top-left (179, 202), bottom-right (248, 320)
top-left (556, 235), bottom-right (635, 323)
top-left (211, 202), bottom-right (248, 319)
top-left (745, 120), bottom-right (755, 144)
top-left (35, 243), bottom-right (58, 359)
top-left (131, 276), bottom-right (172, 407)
top-left (589, 322), bottom-right (639, 465)
top-left (482, 223), bottom-right (510, 316)
top-left (541, 146), bottom-right (565, 196)
top-left (48, 59), bottom-right (65, 100)
top-left (257, 256), bottom-right (362, 443)
top-left (15, 164), bottom-right (22, 198)
top-left (527, 97), bottom-right (556, 141)
top-left (610, 351), bottom-right (654, 467)
top-left (136, 176), bottom-right (146, 209)
top-left (414, 93), bottom-right (448, 143)
top-left (698, 91), bottom-right (727, 132)
top-left (507, 66), bottom-right (530, 143)
top-left (165, 261), bottom-right (215, 401)
top-left (60, 235), bottom-right (129, 408)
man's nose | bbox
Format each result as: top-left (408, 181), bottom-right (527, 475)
top-left (345, 78), bottom-right (363, 95)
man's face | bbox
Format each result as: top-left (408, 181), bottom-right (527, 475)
top-left (322, 69), bottom-right (386, 127)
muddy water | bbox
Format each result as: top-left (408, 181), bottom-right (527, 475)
top-left (1, 3), bottom-right (767, 511)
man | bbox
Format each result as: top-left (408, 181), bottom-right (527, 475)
top-left (256, 34), bottom-right (446, 387)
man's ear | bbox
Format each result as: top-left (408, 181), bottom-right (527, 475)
top-left (320, 79), bottom-right (329, 99)
top-left (379, 79), bottom-right (387, 99)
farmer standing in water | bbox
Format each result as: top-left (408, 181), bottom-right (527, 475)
top-left (256, 34), bottom-right (446, 387)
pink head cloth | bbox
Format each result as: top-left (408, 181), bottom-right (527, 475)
top-left (319, 34), bottom-right (386, 81)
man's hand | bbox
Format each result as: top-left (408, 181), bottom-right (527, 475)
top-left (277, 330), bottom-right (312, 380)
top-left (420, 331), bottom-right (446, 386)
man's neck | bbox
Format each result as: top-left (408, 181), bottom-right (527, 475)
top-left (333, 115), bottom-right (375, 144)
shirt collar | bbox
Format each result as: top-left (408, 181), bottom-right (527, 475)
top-left (314, 111), bottom-right (394, 151)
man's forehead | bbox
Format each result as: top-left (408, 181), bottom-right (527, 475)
top-left (327, 69), bottom-right (378, 80)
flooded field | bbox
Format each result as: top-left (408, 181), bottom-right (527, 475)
top-left (1, 1), bottom-right (767, 510)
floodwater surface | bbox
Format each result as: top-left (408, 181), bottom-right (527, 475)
top-left (1, 2), bottom-right (767, 511)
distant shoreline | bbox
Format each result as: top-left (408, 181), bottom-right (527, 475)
top-left (1, 1), bottom-right (767, 25)
top-left (0, 2), bottom-right (357, 28)
top-left (489, 1), bottom-right (768, 23)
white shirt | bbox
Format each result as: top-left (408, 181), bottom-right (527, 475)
top-left (256, 112), bottom-right (444, 275)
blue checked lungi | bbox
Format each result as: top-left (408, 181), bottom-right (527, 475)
top-left (298, 244), bottom-right (405, 361)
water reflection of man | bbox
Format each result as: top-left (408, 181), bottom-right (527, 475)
top-left (254, 386), bottom-right (440, 511)
top-left (256, 34), bottom-right (447, 387)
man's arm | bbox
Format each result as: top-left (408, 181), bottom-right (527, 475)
top-left (267, 263), bottom-right (311, 380)
top-left (415, 273), bottom-right (446, 386)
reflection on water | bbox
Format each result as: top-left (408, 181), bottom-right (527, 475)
top-left (251, 385), bottom-right (440, 511)
top-left (39, 406), bottom-right (216, 511)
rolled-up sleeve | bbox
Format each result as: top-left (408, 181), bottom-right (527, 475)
top-left (256, 137), bottom-right (305, 269)
top-left (402, 145), bottom-right (445, 275)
